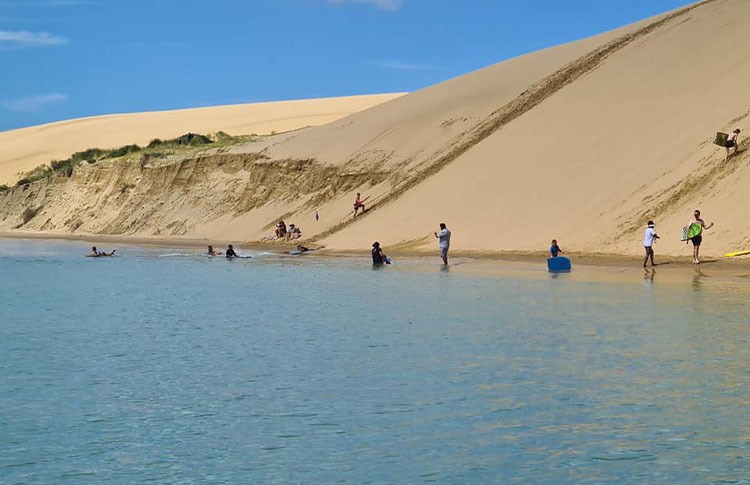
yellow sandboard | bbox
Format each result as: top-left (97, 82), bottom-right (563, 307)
top-left (724, 250), bottom-right (750, 258)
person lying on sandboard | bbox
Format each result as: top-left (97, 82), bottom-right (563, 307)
top-left (87, 246), bottom-right (116, 257)
top-left (290, 245), bottom-right (325, 255)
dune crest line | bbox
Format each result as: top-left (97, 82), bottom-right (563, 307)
top-left (309, 0), bottom-right (720, 243)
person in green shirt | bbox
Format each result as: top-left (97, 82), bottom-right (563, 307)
top-left (688, 210), bottom-right (714, 264)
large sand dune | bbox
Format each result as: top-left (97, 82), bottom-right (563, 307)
top-left (2, 0), bottom-right (749, 258)
top-left (0, 94), bottom-right (404, 185)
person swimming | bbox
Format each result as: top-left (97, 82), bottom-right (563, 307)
top-left (207, 245), bottom-right (223, 256)
top-left (88, 246), bottom-right (116, 257)
top-left (291, 245), bottom-right (324, 255)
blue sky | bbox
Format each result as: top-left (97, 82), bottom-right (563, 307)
top-left (0, 0), bottom-right (694, 132)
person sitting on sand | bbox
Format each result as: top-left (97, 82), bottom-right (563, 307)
top-left (354, 193), bottom-right (369, 216)
top-left (286, 224), bottom-right (302, 240)
top-left (688, 210), bottom-right (714, 264)
top-left (88, 246), bottom-right (116, 257)
top-left (225, 245), bottom-right (239, 258)
top-left (550, 240), bottom-right (563, 258)
top-left (275, 220), bottom-right (287, 239)
top-left (371, 241), bottom-right (389, 265)
top-left (207, 245), bottom-right (223, 256)
top-left (643, 221), bottom-right (660, 267)
top-left (726, 128), bottom-right (741, 160)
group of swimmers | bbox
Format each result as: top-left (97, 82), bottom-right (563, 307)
top-left (207, 244), bottom-right (322, 258)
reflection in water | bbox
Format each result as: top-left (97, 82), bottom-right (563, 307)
top-left (692, 268), bottom-right (707, 291)
top-left (643, 267), bottom-right (655, 287)
top-left (1, 240), bottom-right (750, 483)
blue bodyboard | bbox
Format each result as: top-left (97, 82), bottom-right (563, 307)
top-left (548, 256), bottom-right (571, 273)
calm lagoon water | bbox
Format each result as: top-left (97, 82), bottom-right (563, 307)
top-left (1, 239), bottom-right (749, 484)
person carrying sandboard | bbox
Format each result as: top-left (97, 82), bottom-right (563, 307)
top-left (715, 129), bottom-right (741, 161)
top-left (684, 209), bottom-right (713, 264)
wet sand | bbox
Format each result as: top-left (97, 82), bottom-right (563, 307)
top-left (3, 230), bottom-right (750, 285)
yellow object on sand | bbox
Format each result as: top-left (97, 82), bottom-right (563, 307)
top-left (724, 250), bottom-right (750, 258)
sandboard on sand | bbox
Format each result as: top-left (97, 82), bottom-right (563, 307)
top-left (714, 132), bottom-right (729, 147)
top-left (724, 250), bottom-right (750, 258)
top-left (682, 223), bottom-right (701, 242)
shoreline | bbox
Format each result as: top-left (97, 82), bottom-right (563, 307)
top-left (3, 230), bottom-right (750, 282)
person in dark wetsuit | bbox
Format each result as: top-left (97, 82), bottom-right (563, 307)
top-left (290, 245), bottom-right (324, 255)
top-left (372, 241), bottom-right (388, 265)
top-left (225, 245), bottom-right (239, 258)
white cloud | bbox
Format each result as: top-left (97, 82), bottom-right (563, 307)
top-left (0, 30), bottom-right (68, 47)
top-left (374, 59), bottom-right (434, 70)
top-left (327, 0), bottom-right (403, 11)
top-left (4, 93), bottom-right (67, 113)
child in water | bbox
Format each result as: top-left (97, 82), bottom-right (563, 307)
top-left (550, 240), bottom-right (563, 258)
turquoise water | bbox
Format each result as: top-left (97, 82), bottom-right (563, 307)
top-left (1, 239), bottom-right (749, 484)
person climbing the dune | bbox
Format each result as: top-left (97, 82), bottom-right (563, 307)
top-left (354, 193), bottom-right (369, 217)
top-left (687, 210), bottom-right (713, 264)
top-left (726, 128), bottom-right (741, 161)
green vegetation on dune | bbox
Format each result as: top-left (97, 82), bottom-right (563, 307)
top-left (13, 132), bottom-right (254, 188)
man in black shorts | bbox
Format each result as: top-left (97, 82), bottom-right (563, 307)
top-left (688, 210), bottom-right (714, 264)
top-left (726, 128), bottom-right (741, 161)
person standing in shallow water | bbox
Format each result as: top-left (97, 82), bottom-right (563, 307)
top-left (434, 223), bottom-right (451, 265)
top-left (688, 210), bottom-right (713, 264)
